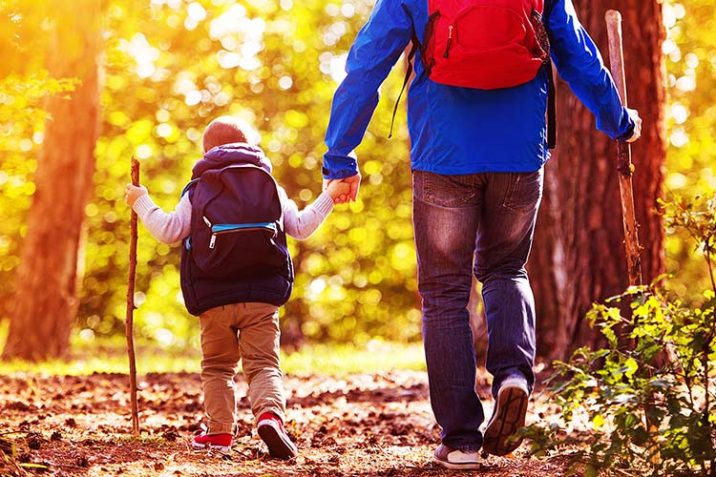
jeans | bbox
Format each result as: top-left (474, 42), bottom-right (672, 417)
top-left (412, 169), bottom-right (543, 450)
top-left (200, 302), bottom-right (285, 434)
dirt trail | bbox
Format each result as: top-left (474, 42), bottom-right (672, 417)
top-left (0, 371), bottom-right (568, 476)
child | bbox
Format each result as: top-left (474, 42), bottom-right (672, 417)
top-left (125, 116), bottom-right (350, 459)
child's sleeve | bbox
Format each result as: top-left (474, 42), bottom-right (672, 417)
top-left (132, 193), bottom-right (192, 244)
top-left (279, 187), bottom-right (334, 240)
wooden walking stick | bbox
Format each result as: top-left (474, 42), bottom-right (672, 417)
top-left (606, 13), bottom-right (662, 463)
top-left (125, 158), bottom-right (140, 435)
top-left (605, 10), bottom-right (643, 287)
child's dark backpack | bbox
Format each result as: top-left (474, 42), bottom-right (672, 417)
top-left (186, 164), bottom-right (286, 277)
top-left (180, 144), bottom-right (293, 315)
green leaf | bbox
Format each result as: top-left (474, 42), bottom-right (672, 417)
top-left (592, 414), bottom-right (606, 430)
top-left (624, 357), bottom-right (639, 379)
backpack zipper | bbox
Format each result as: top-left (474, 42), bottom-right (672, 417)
top-left (207, 229), bottom-right (239, 250)
top-left (203, 216), bottom-right (218, 249)
top-left (443, 25), bottom-right (454, 58)
top-left (208, 222), bottom-right (278, 249)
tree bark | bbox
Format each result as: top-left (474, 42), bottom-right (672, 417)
top-left (2, 0), bottom-right (103, 361)
top-left (529, 0), bottom-right (666, 361)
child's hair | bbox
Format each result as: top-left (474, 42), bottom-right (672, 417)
top-left (202, 116), bottom-right (250, 152)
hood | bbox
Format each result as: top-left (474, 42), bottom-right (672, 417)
top-left (192, 143), bottom-right (272, 179)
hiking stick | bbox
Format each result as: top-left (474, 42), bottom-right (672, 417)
top-left (125, 158), bottom-right (140, 435)
top-left (605, 10), bottom-right (643, 287)
top-left (607, 13), bottom-right (663, 463)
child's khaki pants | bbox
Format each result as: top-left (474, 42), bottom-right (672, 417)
top-left (199, 302), bottom-right (285, 435)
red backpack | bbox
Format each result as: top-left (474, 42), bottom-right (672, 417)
top-left (422, 0), bottom-right (550, 89)
top-left (390, 0), bottom-right (556, 148)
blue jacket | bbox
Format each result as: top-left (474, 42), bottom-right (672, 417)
top-left (322, 0), bottom-right (635, 179)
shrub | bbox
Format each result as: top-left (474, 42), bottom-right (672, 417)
top-left (526, 195), bottom-right (716, 477)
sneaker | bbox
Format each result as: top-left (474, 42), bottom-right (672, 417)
top-left (256, 412), bottom-right (298, 460)
top-left (433, 443), bottom-right (480, 470)
top-left (482, 375), bottom-right (530, 456)
top-left (191, 432), bottom-right (233, 453)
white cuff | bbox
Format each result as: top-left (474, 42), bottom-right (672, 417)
top-left (312, 191), bottom-right (335, 217)
top-left (132, 194), bottom-right (157, 218)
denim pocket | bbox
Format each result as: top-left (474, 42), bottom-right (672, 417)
top-left (502, 169), bottom-right (543, 211)
top-left (414, 170), bottom-right (477, 208)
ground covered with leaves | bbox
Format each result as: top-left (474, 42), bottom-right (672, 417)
top-left (0, 371), bottom-right (570, 476)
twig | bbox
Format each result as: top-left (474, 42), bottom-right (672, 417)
top-left (125, 158), bottom-right (140, 435)
top-left (704, 248), bottom-right (716, 298)
top-left (605, 10), bottom-right (643, 287)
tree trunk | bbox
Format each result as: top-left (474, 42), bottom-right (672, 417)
top-left (2, 0), bottom-right (103, 361)
top-left (529, 0), bottom-right (666, 361)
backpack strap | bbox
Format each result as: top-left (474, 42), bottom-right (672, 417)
top-left (546, 61), bottom-right (557, 149)
top-left (389, 35), bottom-right (419, 139)
top-left (539, 35), bottom-right (557, 149)
top-left (539, 0), bottom-right (557, 149)
top-left (181, 178), bottom-right (200, 198)
top-left (543, 0), bottom-right (555, 17)
top-left (181, 178), bottom-right (200, 251)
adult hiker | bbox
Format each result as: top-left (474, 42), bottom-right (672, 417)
top-left (321, 0), bottom-right (643, 469)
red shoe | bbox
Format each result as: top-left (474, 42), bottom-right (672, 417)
top-left (191, 432), bottom-right (233, 453)
top-left (257, 412), bottom-right (298, 460)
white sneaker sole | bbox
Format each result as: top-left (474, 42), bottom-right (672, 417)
top-left (434, 447), bottom-right (480, 470)
top-left (434, 457), bottom-right (481, 470)
top-left (191, 441), bottom-right (232, 453)
top-left (482, 384), bottom-right (529, 456)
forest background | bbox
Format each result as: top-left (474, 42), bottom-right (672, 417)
top-left (0, 0), bottom-right (712, 365)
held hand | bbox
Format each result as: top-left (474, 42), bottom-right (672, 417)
top-left (340, 173), bottom-right (361, 203)
top-left (626, 108), bottom-right (642, 143)
top-left (323, 173), bottom-right (361, 204)
top-left (125, 184), bottom-right (148, 207)
top-left (326, 180), bottom-right (352, 202)
top-left (323, 179), bottom-right (350, 204)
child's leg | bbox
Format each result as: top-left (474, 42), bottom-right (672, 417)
top-left (199, 305), bottom-right (241, 435)
top-left (235, 302), bottom-right (285, 420)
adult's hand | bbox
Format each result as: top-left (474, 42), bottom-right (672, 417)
top-left (626, 108), bottom-right (642, 143)
top-left (341, 173), bottom-right (361, 202)
top-left (323, 173), bottom-right (362, 204)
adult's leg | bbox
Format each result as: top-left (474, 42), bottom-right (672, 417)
top-left (475, 169), bottom-right (543, 456)
top-left (474, 169), bottom-right (543, 394)
top-left (413, 170), bottom-right (484, 451)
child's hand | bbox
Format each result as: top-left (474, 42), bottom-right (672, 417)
top-left (125, 184), bottom-right (148, 207)
top-left (326, 180), bottom-right (352, 202)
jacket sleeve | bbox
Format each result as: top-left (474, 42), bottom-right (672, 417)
top-left (132, 193), bottom-right (192, 244)
top-left (279, 187), bottom-right (334, 240)
top-left (322, 0), bottom-right (414, 180)
top-left (547, 0), bottom-right (635, 140)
